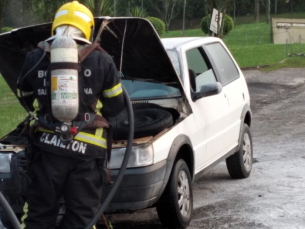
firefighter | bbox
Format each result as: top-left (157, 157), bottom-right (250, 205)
top-left (17, 1), bottom-right (125, 228)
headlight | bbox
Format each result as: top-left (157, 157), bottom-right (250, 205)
top-left (0, 153), bottom-right (12, 173)
top-left (109, 144), bottom-right (154, 169)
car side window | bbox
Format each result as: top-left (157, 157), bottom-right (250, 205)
top-left (186, 48), bottom-right (217, 92)
top-left (205, 42), bottom-right (239, 86)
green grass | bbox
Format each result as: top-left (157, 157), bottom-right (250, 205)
top-left (162, 21), bottom-right (305, 68)
top-left (228, 44), bottom-right (287, 67)
top-left (223, 23), bottom-right (271, 46)
top-left (0, 76), bottom-right (27, 137)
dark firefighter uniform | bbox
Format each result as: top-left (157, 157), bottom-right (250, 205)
top-left (17, 43), bottom-right (125, 229)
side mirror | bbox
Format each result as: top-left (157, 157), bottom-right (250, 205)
top-left (191, 82), bottom-right (222, 101)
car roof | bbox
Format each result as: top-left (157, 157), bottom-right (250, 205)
top-left (161, 37), bottom-right (220, 50)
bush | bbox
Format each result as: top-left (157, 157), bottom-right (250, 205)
top-left (146, 17), bottom-right (165, 36)
top-left (200, 14), bottom-right (234, 36)
top-left (1, 27), bottom-right (13, 33)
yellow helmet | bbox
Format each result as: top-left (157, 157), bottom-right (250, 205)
top-left (52, 1), bottom-right (94, 42)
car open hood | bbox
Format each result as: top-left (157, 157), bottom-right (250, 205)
top-left (0, 17), bottom-right (183, 99)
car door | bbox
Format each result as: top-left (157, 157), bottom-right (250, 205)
top-left (204, 42), bottom-right (245, 150)
top-left (183, 46), bottom-right (231, 171)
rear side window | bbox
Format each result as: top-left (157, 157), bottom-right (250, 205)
top-left (205, 43), bottom-right (239, 86)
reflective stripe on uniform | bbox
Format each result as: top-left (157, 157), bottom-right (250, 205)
top-left (95, 100), bottom-right (103, 116)
top-left (30, 119), bottom-right (36, 126)
top-left (95, 127), bottom-right (103, 138)
top-left (20, 202), bottom-right (29, 229)
top-left (33, 99), bottom-right (39, 110)
top-left (17, 89), bottom-right (34, 97)
top-left (29, 99), bottom-right (40, 126)
top-left (37, 127), bottom-right (54, 133)
top-left (37, 127), bottom-right (107, 148)
top-left (74, 129), bottom-right (106, 148)
top-left (103, 83), bottom-right (122, 98)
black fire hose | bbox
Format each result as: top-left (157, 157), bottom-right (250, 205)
top-left (0, 192), bottom-right (21, 229)
top-left (84, 86), bottom-right (134, 229)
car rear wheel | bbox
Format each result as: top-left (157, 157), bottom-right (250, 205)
top-left (226, 123), bottom-right (253, 178)
top-left (156, 159), bottom-right (193, 228)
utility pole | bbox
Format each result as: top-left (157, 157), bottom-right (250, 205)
top-left (182, 0), bottom-right (186, 36)
top-left (254, 0), bottom-right (260, 23)
top-left (233, 0), bottom-right (236, 23)
top-left (128, 1), bottom-right (131, 16)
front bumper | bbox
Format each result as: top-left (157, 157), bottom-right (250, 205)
top-left (0, 150), bottom-right (168, 214)
top-left (102, 159), bottom-right (167, 212)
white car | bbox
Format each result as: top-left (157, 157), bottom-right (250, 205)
top-left (0, 18), bottom-right (252, 229)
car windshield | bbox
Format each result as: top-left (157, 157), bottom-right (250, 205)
top-left (121, 79), bottom-right (181, 100)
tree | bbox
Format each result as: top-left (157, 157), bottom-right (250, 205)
top-left (0, 0), bottom-right (7, 31)
top-left (115, 0), bottom-right (144, 16)
top-left (93, 0), bottom-right (101, 16)
top-left (130, 6), bottom-right (148, 17)
top-left (266, 0), bottom-right (270, 23)
top-left (254, 0), bottom-right (260, 23)
top-left (86, 0), bottom-right (113, 16)
top-left (185, 0), bottom-right (204, 27)
top-left (149, 0), bottom-right (182, 31)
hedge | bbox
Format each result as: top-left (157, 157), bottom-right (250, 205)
top-left (146, 17), bottom-right (165, 36)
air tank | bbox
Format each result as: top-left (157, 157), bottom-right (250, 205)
top-left (50, 36), bottom-right (79, 122)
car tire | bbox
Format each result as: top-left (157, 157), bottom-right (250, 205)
top-left (226, 123), bottom-right (253, 178)
top-left (115, 108), bottom-right (173, 140)
top-left (156, 159), bottom-right (193, 229)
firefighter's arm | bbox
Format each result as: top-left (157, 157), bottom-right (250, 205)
top-left (17, 53), bottom-right (35, 111)
top-left (100, 55), bottom-right (125, 117)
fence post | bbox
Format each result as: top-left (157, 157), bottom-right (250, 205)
top-left (286, 39), bottom-right (288, 57)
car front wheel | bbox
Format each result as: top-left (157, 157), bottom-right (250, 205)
top-left (226, 123), bottom-right (253, 178)
top-left (156, 159), bottom-right (193, 228)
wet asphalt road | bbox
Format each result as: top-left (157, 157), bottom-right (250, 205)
top-left (105, 68), bottom-right (305, 229)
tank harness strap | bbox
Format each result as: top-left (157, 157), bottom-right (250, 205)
top-left (49, 62), bottom-right (81, 71)
top-left (78, 43), bottom-right (107, 62)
